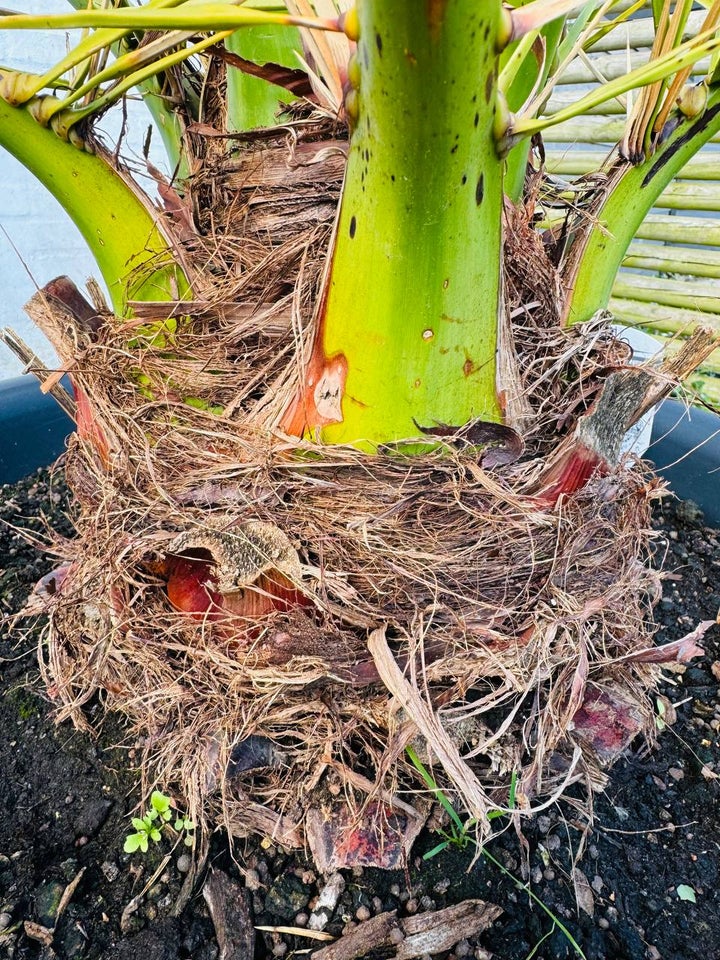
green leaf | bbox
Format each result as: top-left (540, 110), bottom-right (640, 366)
top-left (656, 697), bottom-right (667, 731)
top-left (149, 828), bottom-right (162, 843)
top-left (677, 884), bottom-right (697, 902)
top-left (184, 834), bottom-right (195, 847)
top-left (423, 840), bottom-right (450, 860)
top-left (140, 835), bottom-right (149, 854)
top-left (225, 23), bottom-right (302, 133)
top-left (124, 833), bottom-right (144, 853)
top-left (557, 0), bottom-right (605, 61)
top-left (174, 818), bottom-right (185, 832)
top-left (131, 817), bottom-right (148, 832)
top-left (508, 770), bottom-right (518, 811)
top-left (151, 790), bottom-right (171, 813)
top-left (406, 745), bottom-right (465, 833)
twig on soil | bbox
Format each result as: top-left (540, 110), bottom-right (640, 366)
top-left (308, 900), bottom-right (503, 960)
top-left (55, 867), bottom-right (86, 926)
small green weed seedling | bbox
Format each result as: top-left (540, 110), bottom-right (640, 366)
top-left (406, 744), bottom-right (517, 858)
top-left (123, 790), bottom-right (195, 854)
top-left (405, 747), bottom-right (586, 960)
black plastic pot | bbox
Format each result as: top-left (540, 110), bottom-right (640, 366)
top-left (1, 375), bottom-right (719, 525)
top-left (647, 401), bottom-right (720, 525)
top-left (0, 376), bottom-right (74, 486)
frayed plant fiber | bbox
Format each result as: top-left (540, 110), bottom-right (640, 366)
top-left (26, 120), bottom-right (678, 860)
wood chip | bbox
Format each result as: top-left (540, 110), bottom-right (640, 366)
top-left (308, 872), bottom-right (345, 931)
top-left (395, 900), bottom-right (503, 959)
top-left (23, 921), bottom-right (54, 948)
top-left (310, 900), bottom-right (502, 960)
top-left (310, 911), bottom-right (400, 960)
top-left (203, 869), bottom-right (255, 960)
top-left (306, 798), bottom-right (424, 872)
top-left (572, 868), bottom-right (595, 918)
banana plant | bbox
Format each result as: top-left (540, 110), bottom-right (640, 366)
top-left (2, 0), bottom-right (718, 436)
top-left (2, 0), bottom-right (720, 868)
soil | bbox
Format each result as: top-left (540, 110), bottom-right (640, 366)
top-left (1, 467), bottom-right (719, 960)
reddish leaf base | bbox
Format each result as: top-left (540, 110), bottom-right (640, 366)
top-left (71, 381), bottom-right (111, 466)
top-left (534, 442), bottom-right (604, 507)
top-left (279, 352), bottom-right (348, 437)
top-left (306, 800), bottom-right (424, 873)
top-left (571, 687), bottom-right (643, 765)
top-left (162, 553), bottom-right (307, 634)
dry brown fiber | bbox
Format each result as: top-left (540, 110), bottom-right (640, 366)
top-left (22, 118), bottom-right (692, 860)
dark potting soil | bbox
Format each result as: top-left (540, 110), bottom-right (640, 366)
top-left (1, 468), bottom-right (719, 960)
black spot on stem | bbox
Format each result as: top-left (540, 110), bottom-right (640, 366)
top-left (349, 215), bottom-right (357, 239)
top-left (475, 174), bottom-right (484, 206)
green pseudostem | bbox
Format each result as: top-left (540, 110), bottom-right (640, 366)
top-left (564, 84), bottom-right (720, 324)
top-left (317, 1), bottom-right (506, 448)
top-left (0, 97), bottom-right (183, 313)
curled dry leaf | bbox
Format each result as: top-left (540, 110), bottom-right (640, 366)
top-left (23, 563), bottom-right (73, 615)
top-left (227, 735), bottom-right (285, 776)
top-left (572, 867), bottom-right (595, 918)
top-left (158, 521), bottom-right (308, 625)
top-left (616, 622), bottom-right (716, 665)
top-left (412, 417), bottom-right (524, 468)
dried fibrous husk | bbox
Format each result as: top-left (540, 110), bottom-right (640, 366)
top-left (23, 113), bottom-right (710, 865)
